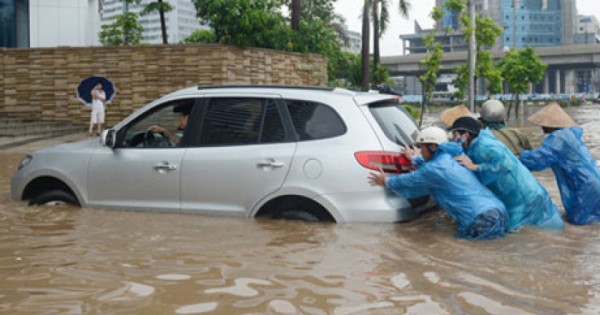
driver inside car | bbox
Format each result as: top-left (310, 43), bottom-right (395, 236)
top-left (147, 103), bottom-right (191, 145)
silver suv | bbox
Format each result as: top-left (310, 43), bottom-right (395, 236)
top-left (12, 86), bottom-right (435, 222)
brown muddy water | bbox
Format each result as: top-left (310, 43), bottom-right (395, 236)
top-left (1, 106), bottom-right (599, 315)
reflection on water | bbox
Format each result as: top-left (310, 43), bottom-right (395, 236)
top-left (1, 105), bottom-right (599, 314)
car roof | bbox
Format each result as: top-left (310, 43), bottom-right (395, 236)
top-left (161, 85), bottom-right (397, 106)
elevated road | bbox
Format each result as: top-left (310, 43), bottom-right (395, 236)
top-left (382, 44), bottom-right (600, 75)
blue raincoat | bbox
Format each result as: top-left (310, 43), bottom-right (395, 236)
top-left (520, 127), bottom-right (600, 225)
top-left (466, 129), bottom-right (563, 231)
top-left (386, 142), bottom-right (508, 240)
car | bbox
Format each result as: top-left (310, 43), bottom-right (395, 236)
top-left (12, 85), bottom-right (437, 223)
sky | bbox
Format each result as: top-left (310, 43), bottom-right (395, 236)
top-left (334, 0), bottom-right (600, 56)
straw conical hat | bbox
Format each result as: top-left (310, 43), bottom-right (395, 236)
top-left (527, 103), bottom-right (576, 128)
top-left (440, 105), bottom-right (473, 126)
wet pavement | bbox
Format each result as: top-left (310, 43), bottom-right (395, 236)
top-left (0, 105), bottom-right (599, 314)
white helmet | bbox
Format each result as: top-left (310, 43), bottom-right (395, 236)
top-left (416, 127), bottom-right (448, 145)
top-left (480, 99), bottom-right (506, 123)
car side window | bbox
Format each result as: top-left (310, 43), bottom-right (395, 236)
top-left (285, 100), bottom-right (346, 141)
top-left (121, 99), bottom-right (194, 148)
top-left (200, 98), bottom-right (286, 146)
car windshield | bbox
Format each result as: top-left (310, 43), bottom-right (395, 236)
top-left (368, 101), bottom-right (418, 146)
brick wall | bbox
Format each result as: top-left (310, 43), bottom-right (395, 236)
top-left (0, 44), bottom-right (327, 125)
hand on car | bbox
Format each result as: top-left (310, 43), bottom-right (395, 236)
top-left (368, 168), bottom-right (386, 187)
top-left (455, 155), bottom-right (478, 171)
top-left (402, 145), bottom-right (421, 161)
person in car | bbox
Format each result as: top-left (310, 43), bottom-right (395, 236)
top-left (479, 99), bottom-right (532, 156)
top-left (148, 103), bottom-right (191, 145)
top-left (449, 116), bottom-right (563, 231)
top-left (520, 103), bottom-right (600, 225)
top-left (368, 126), bottom-right (508, 240)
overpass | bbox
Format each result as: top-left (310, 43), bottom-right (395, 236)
top-left (381, 44), bottom-right (600, 95)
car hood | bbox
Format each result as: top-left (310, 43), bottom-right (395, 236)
top-left (34, 139), bottom-right (102, 155)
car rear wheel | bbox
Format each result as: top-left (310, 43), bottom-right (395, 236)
top-left (273, 209), bottom-right (320, 222)
top-left (28, 190), bottom-right (80, 207)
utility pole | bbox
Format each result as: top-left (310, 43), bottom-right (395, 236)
top-left (468, 0), bottom-right (476, 111)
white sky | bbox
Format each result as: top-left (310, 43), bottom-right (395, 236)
top-left (334, 0), bottom-right (600, 56)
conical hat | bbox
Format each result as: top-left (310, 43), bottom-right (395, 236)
top-left (440, 105), bottom-right (473, 126)
top-left (527, 103), bottom-right (576, 128)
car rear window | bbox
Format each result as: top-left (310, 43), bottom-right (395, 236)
top-left (285, 100), bottom-right (346, 141)
top-left (368, 101), bottom-right (418, 146)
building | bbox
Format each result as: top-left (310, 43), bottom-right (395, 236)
top-left (0, 0), bottom-right (101, 48)
top-left (401, 0), bottom-right (579, 55)
top-left (101, 0), bottom-right (205, 44)
top-left (0, 0), bottom-right (29, 48)
top-left (575, 15), bottom-right (600, 45)
top-left (340, 27), bottom-right (361, 55)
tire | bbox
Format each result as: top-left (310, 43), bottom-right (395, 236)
top-left (272, 210), bottom-right (320, 222)
top-left (28, 190), bottom-right (80, 207)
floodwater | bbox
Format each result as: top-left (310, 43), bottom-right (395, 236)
top-left (1, 106), bottom-right (599, 315)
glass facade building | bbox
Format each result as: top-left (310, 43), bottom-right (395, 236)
top-left (0, 0), bottom-right (29, 48)
top-left (501, 0), bottom-right (563, 48)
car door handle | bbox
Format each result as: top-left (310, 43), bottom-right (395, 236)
top-left (154, 162), bottom-right (178, 171)
top-left (257, 160), bottom-right (284, 168)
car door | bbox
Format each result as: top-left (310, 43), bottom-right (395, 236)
top-left (87, 98), bottom-right (200, 212)
top-left (180, 95), bottom-right (296, 216)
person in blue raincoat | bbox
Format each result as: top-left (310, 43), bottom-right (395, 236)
top-left (520, 103), bottom-right (600, 225)
top-left (449, 116), bottom-right (563, 231)
top-left (368, 127), bottom-right (508, 240)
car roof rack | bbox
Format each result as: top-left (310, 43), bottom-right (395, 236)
top-left (196, 85), bottom-right (335, 92)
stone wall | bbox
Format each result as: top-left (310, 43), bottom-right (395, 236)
top-left (0, 44), bottom-right (327, 125)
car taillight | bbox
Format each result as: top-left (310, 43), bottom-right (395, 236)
top-left (354, 151), bottom-right (413, 174)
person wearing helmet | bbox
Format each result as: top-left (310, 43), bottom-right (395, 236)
top-left (449, 116), bottom-right (563, 231)
top-left (480, 99), bottom-right (532, 155)
top-left (368, 127), bottom-right (508, 240)
top-left (520, 103), bottom-right (600, 225)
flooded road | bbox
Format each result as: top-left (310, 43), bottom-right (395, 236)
top-left (1, 105), bottom-right (599, 314)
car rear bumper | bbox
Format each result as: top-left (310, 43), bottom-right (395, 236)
top-left (315, 189), bottom-right (424, 223)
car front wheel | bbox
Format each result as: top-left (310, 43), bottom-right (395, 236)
top-left (28, 190), bottom-right (80, 207)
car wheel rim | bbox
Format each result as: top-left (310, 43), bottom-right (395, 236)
top-left (44, 200), bottom-right (67, 206)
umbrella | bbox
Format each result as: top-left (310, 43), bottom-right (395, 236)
top-left (76, 76), bottom-right (115, 106)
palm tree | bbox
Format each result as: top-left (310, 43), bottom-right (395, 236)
top-left (141, 0), bottom-right (174, 44)
top-left (362, 0), bottom-right (410, 89)
top-left (361, 0), bottom-right (371, 90)
top-left (372, 0), bottom-right (410, 67)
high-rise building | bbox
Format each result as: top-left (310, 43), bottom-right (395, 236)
top-left (0, 0), bottom-right (102, 48)
top-left (101, 0), bottom-right (206, 44)
top-left (340, 26), bottom-right (361, 55)
top-left (575, 15), bottom-right (600, 45)
top-left (500, 0), bottom-right (576, 49)
top-left (0, 0), bottom-right (29, 48)
top-left (402, 0), bottom-right (579, 54)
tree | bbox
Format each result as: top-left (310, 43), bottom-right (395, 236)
top-left (99, 13), bottom-right (144, 46)
top-left (193, 0), bottom-right (290, 50)
top-left (372, 0), bottom-right (410, 67)
top-left (180, 29), bottom-right (216, 44)
top-left (418, 6), bottom-right (445, 127)
top-left (499, 47), bottom-right (547, 120)
top-left (99, 0), bottom-right (144, 46)
top-left (141, 0), bottom-right (174, 44)
top-left (450, 2), bottom-right (503, 102)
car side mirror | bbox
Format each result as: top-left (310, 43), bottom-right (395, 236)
top-left (101, 129), bottom-right (116, 148)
